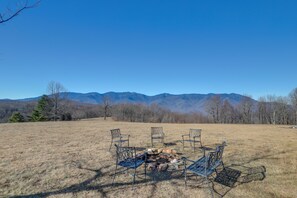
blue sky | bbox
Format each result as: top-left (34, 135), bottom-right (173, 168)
top-left (0, 0), bottom-right (296, 99)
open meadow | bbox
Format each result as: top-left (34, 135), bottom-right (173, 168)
top-left (1, 118), bottom-right (297, 198)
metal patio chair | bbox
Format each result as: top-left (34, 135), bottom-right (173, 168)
top-left (182, 128), bottom-right (202, 152)
top-left (109, 128), bottom-right (130, 151)
top-left (112, 144), bottom-right (147, 188)
top-left (182, 142), bottom-right (227, 197)
top-left (151, 127), bottom-right (165, 147)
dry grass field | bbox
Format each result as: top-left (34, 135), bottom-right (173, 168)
top-left (1, 118), bottom-right (297, 198)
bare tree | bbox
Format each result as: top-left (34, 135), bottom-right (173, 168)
top-left (0, 0), bottom-right (40, 24)
top-left (266, 95), bottom-right (278, 124)
top-left (47, 81), bottom-right (67, 121)
top-left (206, 95), bottom-right (222, 123)
top-left (275, 96), bottom-right (290, 125)
top-left (259, 95), bottom-right (291, 125)
top-left (238, 96), bottom-right (254, 124)
top-left (220, 100), bottom-right (235, 123)
top-left (257, 97), bottom-right (269, 124)
top-left (102, 96), bottom-right (111, 120)
top-left (289, 88), bottom-right (297, 125)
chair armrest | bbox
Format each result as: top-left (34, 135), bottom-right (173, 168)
top-left (201, 147), bottom-right (210, 156)
top-left (181, 157), bottom-right (195, 163)
top-left (120, 134), bottom-right (130, 138)
top-left (136, 152), bottom-right (147, 162)
top-left (182, 134), bottom-right (190, 141)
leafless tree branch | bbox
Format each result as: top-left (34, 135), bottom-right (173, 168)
top-left (0, 0), bottom-right (41, 24)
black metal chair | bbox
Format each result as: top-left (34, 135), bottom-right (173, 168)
top-left (182, 142), bottom-right (227, 197)
top-left (109, 128), bottom-right (130, 151)
top-left (182, 129), bottom-right (202, 152)
top-left (112, 144), bottom-right (147, 188)
top-left (151, 127), bottom-right (165, 147)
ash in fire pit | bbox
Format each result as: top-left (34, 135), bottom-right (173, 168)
top-left (146, 148), bottom-right (180, 172)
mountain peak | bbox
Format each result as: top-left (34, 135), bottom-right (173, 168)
top-left (10, 92), bottom-right (255, 113)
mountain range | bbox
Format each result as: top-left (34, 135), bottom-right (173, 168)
top-left (10, 92), bottom-right (255, 113)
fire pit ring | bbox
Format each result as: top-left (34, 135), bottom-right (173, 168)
top-left (146, 148), bottom-right (181, 173)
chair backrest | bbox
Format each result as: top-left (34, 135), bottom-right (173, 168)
top-left (215, 141), bottom-right (226, 162)
top-left (151, 127), bottom-right (164, 136)
top-left (206, 142), bottom-right (226, 170)
top-left (189, 129), bottom-right (201, 139)
top-left (206, 151), bottom-right (217, 170)
top-left (111, 128), bottom-right (121, 139)
top-left (115, 144), bottom-right (136, 162)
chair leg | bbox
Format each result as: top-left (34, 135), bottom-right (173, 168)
top-left (184, 160), bottom-right (187, 188)
top-left (144, 163), bottom-right (147, 180)
top-left (112, 164), bottom-right (118, 186)
top-left (221, 161), bottom-right (231, 179)
top-left (109, 139), bottom-right (113, 151)
top-left (184, 169), bottom-right (187, 187)
top-left (133, 168), bottom-right (136, 188)
top-left (206, 177), bottom-right (214, 198)
top-left (182, 138), bottom-right (184, 150)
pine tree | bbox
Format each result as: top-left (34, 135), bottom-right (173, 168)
top-left (9, 112), bottom-right (25, 123)
top-left (30, 95), bottom-right (52, 121)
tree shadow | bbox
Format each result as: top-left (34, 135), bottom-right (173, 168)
top-left (10, 165), bottom-right (111, 198)
top-left (10, 146), bottom-right (281, 198)
top-left (9, 162), bottom-right (184, 198)
top-left (230, 148), bottom-right (296, 167)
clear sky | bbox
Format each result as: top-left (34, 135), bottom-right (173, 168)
top-left (0, 0), bottom-right (296, 100)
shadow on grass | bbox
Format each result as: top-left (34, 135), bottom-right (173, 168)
top-left (212, 165), bottom-right (266, 197)
top-left (10, 165), bottom-right (111, 198)
top-left (184, 165), bottom-right (266, 198)
top-left (10, 146), bottom-right (273, 198)
top-left (9, 164), bottom-right (266, 198)
top-left (9, 163), bottom-right (185, 198)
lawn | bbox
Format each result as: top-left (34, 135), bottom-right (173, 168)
top-left (1, 118), bottom-right (297, 197)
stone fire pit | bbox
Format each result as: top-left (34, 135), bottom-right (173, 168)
top-left (146, 148), bottom-right (181, 172)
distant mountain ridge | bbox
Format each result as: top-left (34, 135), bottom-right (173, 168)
top-left (8, 92), bottom-right (256, 113)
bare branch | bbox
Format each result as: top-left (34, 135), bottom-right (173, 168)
top-left (0, 0), bottom-right (41, 24)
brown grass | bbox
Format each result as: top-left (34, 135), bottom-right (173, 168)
top-left (1, 118), bottom-right (297, 198)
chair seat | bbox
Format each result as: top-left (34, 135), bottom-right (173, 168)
top-left (119, 158), bottom-right (145, 169)
top-left (113, 139), bottom-right (129, 143)
top-left (152, 136), bottom-right (163, 139)
top-left (183, 139), bottom-right (201, 142)
top-left (187, 156), bottom-right (221, 177)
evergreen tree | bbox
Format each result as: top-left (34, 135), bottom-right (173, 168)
top-left (30, 95), bottom-right (52, 121)
top-left (31, 109), bottom-right (45, 121)
top-left (9, 112), bottom-right (25, 123)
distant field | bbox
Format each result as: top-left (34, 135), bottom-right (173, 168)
top-left (1, 118), bottom-right (297, 198)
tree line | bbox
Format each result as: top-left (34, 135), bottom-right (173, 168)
top-left (4, 81), bottom-right (104, 123)
top-left (111, 103), bottom-right (208, 123)
top-left (2, 82), bottom-right (297, 125)
top-left (205, 88), bottom-right (297, 125)
top-left (111, 88), bottom-right (297, 125)
top-left (3, 96), bottom-right (105, 123)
